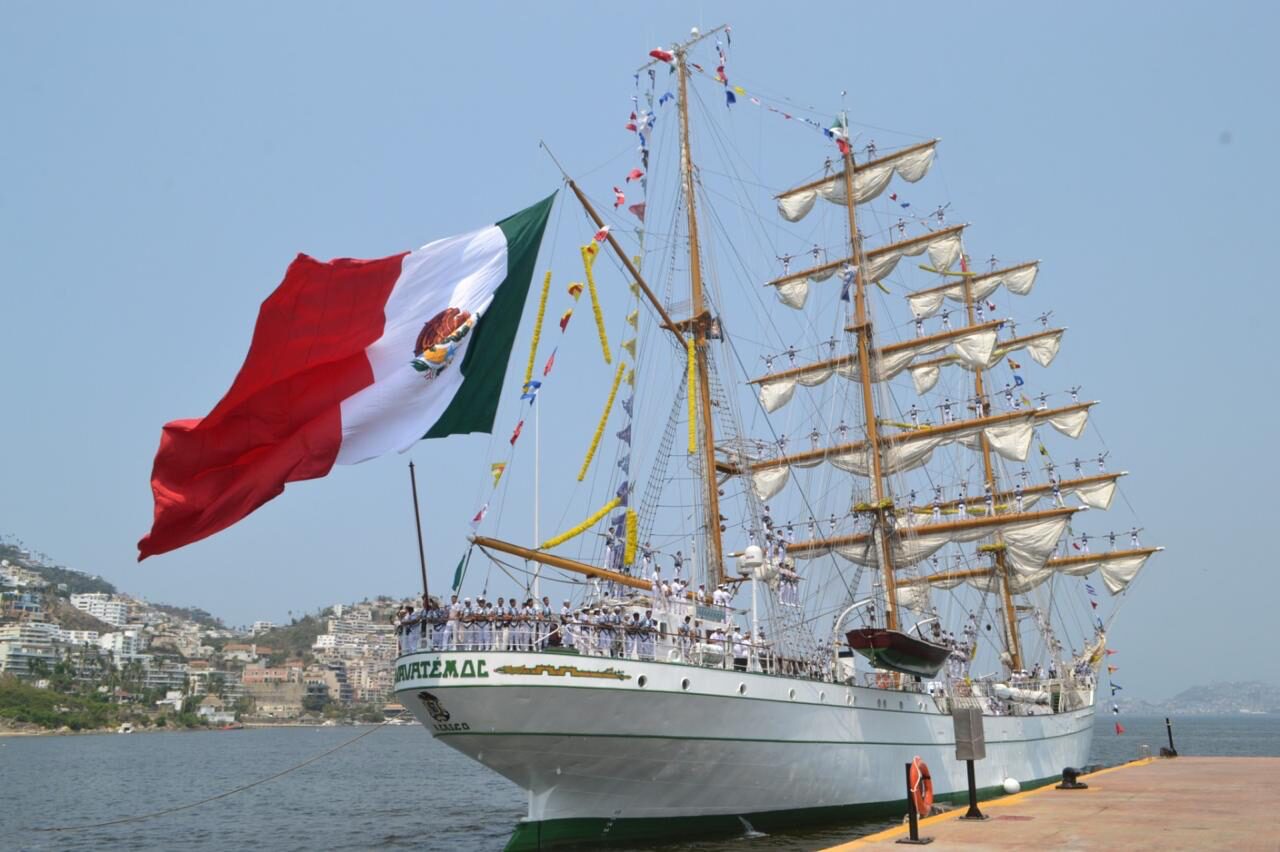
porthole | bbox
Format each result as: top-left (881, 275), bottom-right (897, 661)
top-left (788, 688), bottom-right (797, 701)
top-left (819, 691), bottom-right (826, 703)
top-left (738, 683), bottom-right (747, 695)
top-left (846, 693), bottom-right (854, 706)
top-left (898, 700), bottom-right (904, 710)
top-left (681, 678), bottom-right (691, 691)
top-left (637, 675), bottom-right (648, 688)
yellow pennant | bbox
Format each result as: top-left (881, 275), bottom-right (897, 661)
top-left (621, 338), bottom-right (636, 358)
top-left (626, 309), bottom-right (638, 328)
top-left (540, 496), bottom-right (622, 551)
top-left (577, 362), bottom-right (627, 481)
top-left (490, 462), bottom-right (507, 486)
top-left (522, 270), bottom-right (551, 389)
top-left (567, 282), bottom-right (584, 301)
top-left (581, 244), bottom-right (611, 364)
top-left (624, 509), bottom-right (638, 566)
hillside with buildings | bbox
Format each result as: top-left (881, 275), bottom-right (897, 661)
top-left (0, 535), bottom-right (412, 732)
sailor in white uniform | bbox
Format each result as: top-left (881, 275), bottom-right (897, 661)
top-left (625, 612), bottom-right (642, 658)
top-left (448, 596), bottom-right (463, 650)
top-left (561, 600), bottom-right (574, 648)
top-left (539, 596), bottom-right (553, 649)
top-left (641, 610), bottom-right (656, 660)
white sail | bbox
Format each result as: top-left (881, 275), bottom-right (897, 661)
top-left (866, 226), bottom-right (966, 283)
top-left (1047, 549), bottom-right (1160, 595)
top-left (755, 323), bottom-right (1001, 413)
top-left (903, 546), bottom-right (1159, 597)
top-left (748, 405), bottom-right (1093, 501)
top-left (769, 226), bottom-right (966, 311)
top-left (909, 329), bottom-right (1064, 394)
top-left (1016, 476), bottom-right (1120, 512)
top-left (906, 262), bottom-right (1039, 319)
top-left (776, 140), bottom-right (938, 222)
top-left (794, 512), bottom-right (1075, 571)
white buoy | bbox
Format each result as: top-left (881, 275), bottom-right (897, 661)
top-left (1002, 778), bottom-right (1021, 794)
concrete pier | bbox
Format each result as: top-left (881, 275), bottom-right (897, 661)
top-left (824, 757), bottom-right (1280, 851)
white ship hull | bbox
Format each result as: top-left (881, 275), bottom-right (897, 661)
top-left (394, 649), bottom-right (1095, 849)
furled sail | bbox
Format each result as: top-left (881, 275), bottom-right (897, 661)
top-left (788, 508), bottom-right (1077, 571)
top-left (1043, 548), bottom-right (1162, 595)
top-left (906, 261), bottom-right (1039, 319)
top-left (752, 321), bottom-right (1003, 413)
top-left (908, 327), bottom-right (1064, 395)
top-left (770, 225), bottom-right (967, 310)
top-left (776, 140), bottom-right (939, 223)
top-left (902, 472), bottom-right (1125, 517)
top-left (747, 403), bottom-right (1094, 501)
top-left (897, 546), bottom-right (1161, 596)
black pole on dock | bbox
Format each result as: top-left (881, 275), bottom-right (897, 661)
top-left (896, 762), bottom-right (933, 845)
top-left (1165, 717), bottom-right (1178, 757)
top-left (959, 759), bottom-right (988, 820)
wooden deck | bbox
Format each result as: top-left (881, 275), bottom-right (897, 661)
top-left (824, 757), bottom-right (1280, 851)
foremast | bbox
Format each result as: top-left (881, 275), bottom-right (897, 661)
top-left (676, 41), bottom-right (726, 587)
top-left (838, 143), bottom-right (900, 630)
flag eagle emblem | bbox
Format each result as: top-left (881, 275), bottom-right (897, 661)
top-left (411, 307), bottom-right (476, 379)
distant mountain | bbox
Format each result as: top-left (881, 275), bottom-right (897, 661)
top-left (1121, 681), bottom-right (1279, 715)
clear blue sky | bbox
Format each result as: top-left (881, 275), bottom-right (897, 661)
top-left (2, 2), bottom-right (1275, 698)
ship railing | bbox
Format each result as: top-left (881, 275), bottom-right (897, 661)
top-left (392, 622), bottom-right (845, 684)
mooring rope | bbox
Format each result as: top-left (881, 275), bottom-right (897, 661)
top-left (30, 712), bottom-right (406, 833)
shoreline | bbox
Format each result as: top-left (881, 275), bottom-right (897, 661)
top-left (0, 721), bottom-right (381, 738)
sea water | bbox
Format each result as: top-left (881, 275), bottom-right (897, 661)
top-left (2, 714), bottom-right (1277, 851)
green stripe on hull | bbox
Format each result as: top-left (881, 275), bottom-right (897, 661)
top-left (503, 774), bottom-right (1061, 851)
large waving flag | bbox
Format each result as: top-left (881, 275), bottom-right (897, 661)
top-left (138, 195), bottom-right (555, 560)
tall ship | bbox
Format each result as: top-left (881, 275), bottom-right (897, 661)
top-left (392, 26), bottom-right (1160, 850)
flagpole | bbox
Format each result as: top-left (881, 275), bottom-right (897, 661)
top-left (408, 460), bottom-right (430, 602)
top-left (533, 395), bottom-right (541, 601)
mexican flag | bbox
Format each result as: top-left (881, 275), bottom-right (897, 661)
top-left (138, 194), bottom-right (555, 560)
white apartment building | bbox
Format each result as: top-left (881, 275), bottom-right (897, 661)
top-left (250, 621), bottom-right (275, 635)
top-left (70, 593), bottom-right (130, 627)
top-left (98, 630), bottom-right (144, 661)
top-left (58, 629), bottom-right (100, 647)
top-left (0, 622), bottom-right (60, 675)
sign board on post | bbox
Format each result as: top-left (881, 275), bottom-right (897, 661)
top-left (953, 707), bottom-right (986, 761)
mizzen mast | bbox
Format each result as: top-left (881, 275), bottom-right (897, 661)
top-left (676, 42), bottom-right (725, 587)
top-left (839, 141), bottom-right (900, 630)
top-left (959, 260), bottom-right (1023, 670)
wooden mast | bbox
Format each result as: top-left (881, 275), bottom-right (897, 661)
top-left (840, 144), bottom-right (900, 630)
top-left (676, 45), bottom-right (725, 588)
top-left (959, 260), bottom-right (1024, 671)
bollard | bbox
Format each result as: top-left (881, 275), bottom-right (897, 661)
top-left (896, 762), bottom-right (933, 845)
top-left (1055, 766), bottom-right (1089, 790)
top-left (959, 758), bottom-right (988, 819)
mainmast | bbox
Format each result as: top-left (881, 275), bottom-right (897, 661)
top-left (839, 142), bottom-right (900, 629)
top-left (959, 263), bottom-right (1023, 670)
top-left (676, 44), bottom-right (725, 586)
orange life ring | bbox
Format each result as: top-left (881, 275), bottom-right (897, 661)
top-left (909, 756), bottom-right (934, 816)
